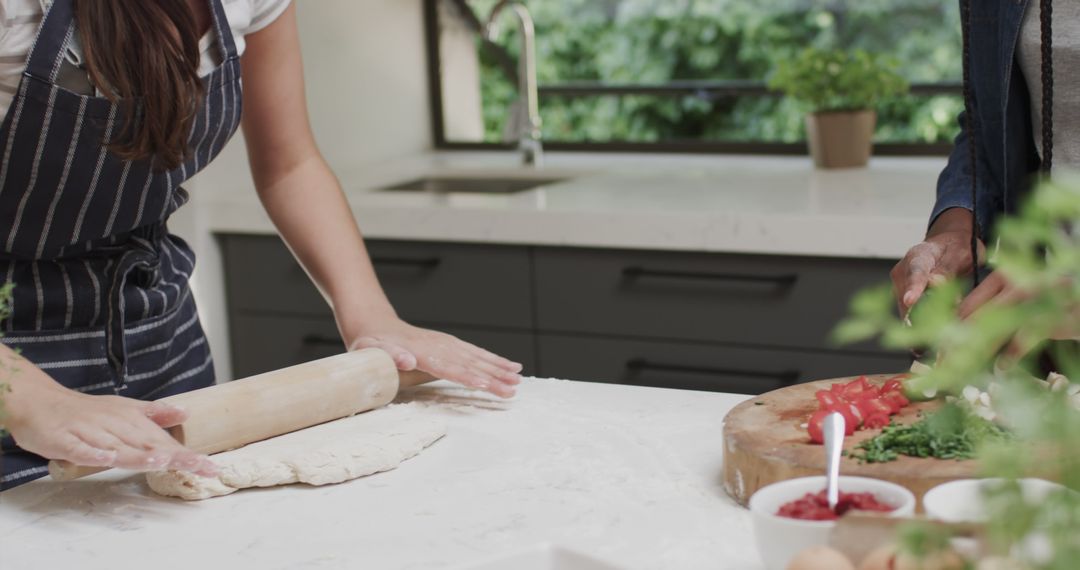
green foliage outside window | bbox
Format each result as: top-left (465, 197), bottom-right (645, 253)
top-left (466, 0), bottom-right (963, 145)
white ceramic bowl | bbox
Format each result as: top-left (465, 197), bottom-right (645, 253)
top-left (749, 476), bottom-right (916, 570)
top-left (924, 478), bottom-right (1068, 564)
top-left (923, 478), bottom-right (1064, 523)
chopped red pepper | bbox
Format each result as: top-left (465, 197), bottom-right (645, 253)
top-left (840, 376), bottom-right (874, 400)
top-left (807, 409), bottom-right (830, 444)
top-left (880, 390), bottom-right (910, 413)
top-left (855, 397), bottom-right (893, 420)
top-left (862, 413), bottom-right (891, 429)
top-left (816, 390), bottom-right (841, 410)
top-left (882, 378), bottom-right (904, 394)
top-left (805, 376), bottom-right (911, 444)
top-left (776, 490), bottom-right (896, 521)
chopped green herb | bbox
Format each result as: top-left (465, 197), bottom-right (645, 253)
top-left (848, 405), bottom-right (1010, 464)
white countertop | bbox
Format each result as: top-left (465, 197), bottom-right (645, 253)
top-left (0, 379), bottom-right (760, 570)
top-left (197, 151), bottom-right (944, 259)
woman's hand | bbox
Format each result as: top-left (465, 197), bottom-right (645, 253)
top-left (957, 271), bottom-right (1023, 319)
top-left (349, 319), bottom-right (523, 398)
top-left (958, 271), bottom-right (1079, 341)
top-left (4, 373), bottom-right (218, 475)
top-left (891, 208), bottom-right (984, 314)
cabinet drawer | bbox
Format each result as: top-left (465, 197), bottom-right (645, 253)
top-left (230, 314), bottom-right (537, 379)
top-left (535, 247), bottom-right (895, 350)
top-left (537, 334), bottom-right (910, 395)
top-left (230, 314), bottom-right (341, 378)
top-left (221, 235), bottom-right (534, 329)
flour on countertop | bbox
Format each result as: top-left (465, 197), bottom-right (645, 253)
top-left (397, 379), bottom-right (758, 568)
top-left (146, 403), bottom-right (447, 500)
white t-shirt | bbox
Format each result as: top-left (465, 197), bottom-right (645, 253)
top-left (1018, 1), bottom-right (1080, 170)
top-left (0, 0), bottom-right (291, 117)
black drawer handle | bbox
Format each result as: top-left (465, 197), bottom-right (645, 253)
top-left (626, 358), bottom-right (799, 385)
top-left (622, 266), bottom-right (797, 287)
top-left (301, 334), bottom-right (343, 347)
top-left (371, 256), bottom-right (442, 269)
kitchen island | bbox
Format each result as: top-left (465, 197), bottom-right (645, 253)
top-left (0, 378), bottom-right (762, 570)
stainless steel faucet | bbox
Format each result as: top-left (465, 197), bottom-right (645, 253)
top-left (484, 1), bottom-right (543, 167)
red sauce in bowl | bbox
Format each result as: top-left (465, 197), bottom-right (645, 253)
top-left (776, 490), bottom-right (895, 521)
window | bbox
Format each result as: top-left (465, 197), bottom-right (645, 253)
top-left (425, 0), bottom-right (962, 154)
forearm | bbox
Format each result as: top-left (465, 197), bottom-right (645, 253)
top-left (928, 207), bottom-right (975, 238)
top-left (0, 343), bottom-right (65, 428)
top-left (219, 4), bottom-right (521, 395)
top-left (254, 155), bottom-right (395, 343)
top-left (931, 108), bottom-right (1000, 239)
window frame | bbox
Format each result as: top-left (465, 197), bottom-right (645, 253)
top-left (423, 0), bottom-right (959, 156)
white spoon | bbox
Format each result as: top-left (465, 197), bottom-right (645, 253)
top-left (823, 412), bottom-right (847, 511)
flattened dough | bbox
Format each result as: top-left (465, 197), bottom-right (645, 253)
top-left (147, 403), bottom-right (446, 500)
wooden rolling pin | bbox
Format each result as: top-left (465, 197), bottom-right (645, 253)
top-left (48, 348), bottom-right (433, 481)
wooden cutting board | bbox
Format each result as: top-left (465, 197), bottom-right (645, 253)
top-left (722, 374), bottom-right (976, 510)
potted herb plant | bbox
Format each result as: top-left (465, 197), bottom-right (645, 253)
top-left (769, 48), bottom-right (908, 169)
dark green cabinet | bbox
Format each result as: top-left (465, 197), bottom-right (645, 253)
top-left (220, 234), bottom-right (908, 393)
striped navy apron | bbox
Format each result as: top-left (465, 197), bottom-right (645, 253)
top-left (0, 0), bottom-right (242, 489)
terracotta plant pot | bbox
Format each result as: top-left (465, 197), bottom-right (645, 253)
top-left (805, 109), bottom-right (876, 169)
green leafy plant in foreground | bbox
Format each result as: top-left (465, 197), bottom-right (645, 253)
top-left (768, 48), bottom-right (909, 113)
top-left (833, 176), bottom-right (1080, 567)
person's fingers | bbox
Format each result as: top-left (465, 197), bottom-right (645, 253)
top-left (167, 450), bottom-right (220, 477)
top-left (124, 421), bottom-right (218, 476)
top-left (102, 418), bottom-right (194, 471)
top-left (482, 379), bottom-right (516, 398)
top-left (109, 413), bottom-right (171, 449)
top-left (899, 246), bottom-right (940, 310)
top-left (444, 348), bottom-right (519, 391)
top-left (105, 412), bottom-right (220, 475)
top-left (994, 285), bottom-right (1030, 308)
top-left (419, 355), bottom-right (515, 397)
top-left (94, 440), bottom-right (167, 471)
top-left (902, 279), bottom-right (928, 312)
top-left (890, 264), bottom-right (909, 316)
top-left (424, 359), bottom-right (483, 389)
top-left (53, 433), bottom-right (117, 467)
top-left (191, 460), bottom-right (221, 478)
top-left (475, 348), bottom-right (523, 374)
top-left (453, 338), bottom-right (523, 373)
top-left (957, 274), bottom-right (1008, 319)
top-left (353, 336), bottom-right (419, 371)
top-left (142, 401), bottom-right (188, 429)
top-left (459, 344), bottom-right (522, 381)
top-left (469, 356), bottom-right (522, 387)
top-left (901, 269), bottom-right (931, 311)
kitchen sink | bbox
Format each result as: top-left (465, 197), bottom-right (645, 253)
top-left (379, 176), bottom-right (567, 194)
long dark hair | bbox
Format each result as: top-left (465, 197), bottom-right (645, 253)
top-left (958, 0), bottom-right (1053, 287)
top-left (74, 0), bottom-right (205, 170)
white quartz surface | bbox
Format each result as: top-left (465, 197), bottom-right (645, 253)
top-left (198, 152), bottom-right (944, 259)
top-left (0, 379), bottom-right (760, 570)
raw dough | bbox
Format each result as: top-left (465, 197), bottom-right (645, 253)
top-left (146, 403), bottom-right (446, 500)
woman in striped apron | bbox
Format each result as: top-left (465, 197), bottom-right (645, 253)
top-left (0, 0), bottom-right (523, 490)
